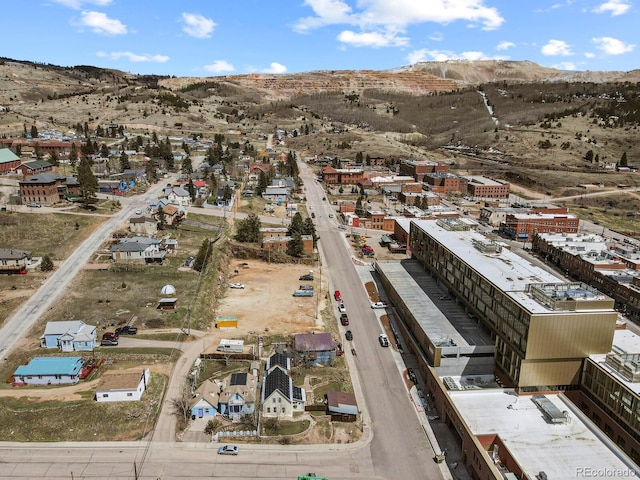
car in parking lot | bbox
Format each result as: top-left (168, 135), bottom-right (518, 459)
top-left (27, 203), bottom-right (41, 208)
top-left (217, 445), bottom-right (239, 455)
top-left (378, 334), bottom-right (390, 347)
top-left (345, 330), bottom-right (353, 341)
top-left (328, 213), bottom-right (334, 218)
top-left (100, 337), bottom-right (119, 346)
top-left (229, 283), bottom-right (245, 289)
top-left (135, 208), bottom-right (142, 215)
top-left (371, 301), bottom-right (388, 309)
top-left (299, 274), bottom-right (314, 281)
top-left (338, 303), bottom-right (347, 314)
top-left (115, 326), bottom-right (138, 335)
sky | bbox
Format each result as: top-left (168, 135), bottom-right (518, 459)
top-left (3, 0), bottom-right (638, 77)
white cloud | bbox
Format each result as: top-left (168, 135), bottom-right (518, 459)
top-left (553, 62), bottom-right (577, 70)
top-left (181, 13), bottom-right (216, 39)
top-left (496, 41), bottom-right (515, 51)
top-left (97, 51), bottom-right (169, 63)
top-left (592, 0), bottom-right (631, 16)
top-left (592, 36), bottom-right (635, 55)
top-left (52, 0), bottom-right (111, 9)
top-left (337, 30), bottom-right (409, 47)
top-left (406, 48), bottom-right (498, 64)
top-left (584, 52), bottom-right (596, 58)
top-left (262, 62), bottom-right (287, 74)
top-left (429, 32), bottom-right (444, 42)
top-left (541, 39), bottom-right (572, 56)
top-left (294, 0), bottom-right (505, 41)
top-left (203, 60), bottom-right (234, 73)
top-left (74, 11), bottom-right (126, 35)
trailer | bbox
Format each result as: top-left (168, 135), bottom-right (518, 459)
top-left (293, 290), bottom-right (314, 297)
top-left (216, 339), bottom-right (244, 353)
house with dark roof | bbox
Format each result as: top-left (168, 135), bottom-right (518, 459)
top-left (294, 332), bottom-right (337, 365)
top-left (266, 352), bottom-right (290, 373)
top-left (261, 365), bottom-right (305, 418)
top-left (18, 173), bottom-right (80, 205)
top-left (111, 237), bottom-right (165, 264)
top-left (40, 320), bottom-right (97, 352)
top-left (0, 248), bottom-right (32, 274)
top-left (14, 159), bottom-right (53, 176)
top-left (13, 356), bottom-right (84, 385)
top-left (218, 371), bottom-right (258, 420)
top-left (326, 390), bottom-right (358, 416)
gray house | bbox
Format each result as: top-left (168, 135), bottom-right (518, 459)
top-left (111, 237), bottom-right (165, 264)
top-left (40, 320), bottom-right (97, 352)
top-left (262, 186), bottom-right (289, 202)
top-left (0, 248), bottom-right (32, 274)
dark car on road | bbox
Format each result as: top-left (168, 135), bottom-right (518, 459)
top-left (345, 330), bottom-right (353, 341)
top-left (340, 313), bottom-right (349, 326)
top-left (115, 326), bottom-right (138, 335)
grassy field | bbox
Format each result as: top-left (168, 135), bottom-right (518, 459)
top-left (0, 372), bottom-right (166, 441)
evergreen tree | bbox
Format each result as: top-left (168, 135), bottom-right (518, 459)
top-left (145, 160), bottom-right (157, 183)
top-left (256, 170), bottom-right (268, 195)
top-left (302, 217), bottom-right (318, 247)
top-left (584, 150), bottom-right (594, 163)
top-left (222, 184), bottom-right (233, 203)
top-left (355, 151), bottom-right (363, 164)
top-left (69, 143), bottom-right (79, 172)
top-left (355, 197), bottom-right (366, 216)
top-left (157, 206), bottom-right (167, 230)
top-left (48, 150), bottom-right (59, 166)
top-left (620, 151), bottom-right (628, 167)
top-left (366, 154), bottom-right (371, 166)
top-left (192, 239), bottom-right (212, 272)
top-left (119, 151), bottom-right (130, 172)
top-left (234, 214), bottom-right (262, 243)
top-left (288, 212), bottom-right (304, 236)
top-left (182, 156), bottom-right (193, 175)
top-left (40, 255), bottom-right (54, 272)
top-left (208, 172), bottom-right (218, 199)
top-left (30, 124), bottom-right (38, 139)
top-left (287, 231), bottom-right (304, 257)
top-left (76, 156), bottom-right (98, 208)
top-left (100, 143), bottom-right (109, 158)
top-left (187, 179), bottom-right (196, 201)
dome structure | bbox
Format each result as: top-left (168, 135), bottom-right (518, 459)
top-left (161, 284), bottom-right (176, 295)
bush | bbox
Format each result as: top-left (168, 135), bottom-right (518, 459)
top-left (40, 255), bottom-right (54, 272)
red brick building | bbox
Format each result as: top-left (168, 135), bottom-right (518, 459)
top-left (504, 212), bottom-right (579, 239)
top-left (321, 167), bottom-right (364, 185)
top-left (399, 159), bottom-right (448, 182)
top-left (261, 234), bottom-right (313, 256)
top-left (423, 173), bottom-right (468, 195)
top-left (14, 159), bottom-right (54, 176)
top-left (466, 176), bottom-right (510, 199)
top-left (19, 173), bottom-right (80, 205)
top-left (0, 148), bottom-right (20, 174)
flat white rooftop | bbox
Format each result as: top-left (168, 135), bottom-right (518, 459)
top-left (450, 389), bottom-right (639, 478)
top-left (412, 220), bottom-right (612, 314)
top-left (590, 328), bottom-right (640, 395)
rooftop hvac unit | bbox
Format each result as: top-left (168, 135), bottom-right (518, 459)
top-left (538, 472), bottom-right (548, 480)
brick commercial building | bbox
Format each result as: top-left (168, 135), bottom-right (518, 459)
top-left (423, 172), bottom-right (468, 195)
top-left (399, 159), bottom-right (448, 182)
top-left (466, 176), bottom-right (510, 199)
top-left (19, 173), bottom-right (80, 205)
top-left (503, 212), bottom-right (579, 240)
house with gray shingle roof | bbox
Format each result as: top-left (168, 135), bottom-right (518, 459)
top-left (165, 186), bottom-right (191, 206)
top-left (0, 248), bottom-right (32, 274)
top-left (111, 237), bottom-right (165, 264)
top-left (40, 320), bottom-right (97, 352)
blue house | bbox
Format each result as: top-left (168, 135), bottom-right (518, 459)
top-left (14, 357), bottom-right (84, 385)
top-left (190, 379), bottom-right (220, 418)
top-left (40, 320), bottom-right (97, 352)
top-left (218, 372), bottom-right (257, 420)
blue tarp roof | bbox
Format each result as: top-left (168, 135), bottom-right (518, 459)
top-left (14, 357), bottom-right (83, 376)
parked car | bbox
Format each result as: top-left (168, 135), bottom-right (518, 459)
top-left (217, 445), bottom-right (239, 455)
top-left (338, 303), bottom-right (347, 314)
top-left (340, 313), bottom-right (349, 326)
top-left (115, 326), bottom-right (138, 335)
top-left (299, 285), bottom-right (314, 291)
top-left (299, 274), bottom-right (314, 281)
top-left (229, 283), bottom-right (245, 289)
top-left (371, 301), bottom-right (388, 309)
top-left (345, 330), bottom-right (353, 341)
top-left (135, 208), bottom-right (142, 215)
top-left (311, 212), bottom-right (315, 218)
top-left (27, 203), bottom-right (41, 208)
top-left (100, 337), bottom-right (119, 346)
top-left (328, 213), bottom-right (334, 218)
top-left (334, 290), bottom-right (341, 301)
top-left (103, 331), bottom-right (119, 340)
top-left (378, 334), bottom-right (390, 347)
top-left (407, 368), bottom-right (418, 384)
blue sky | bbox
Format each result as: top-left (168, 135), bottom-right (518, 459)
top-left (3, 0), bottom-right (638, 76)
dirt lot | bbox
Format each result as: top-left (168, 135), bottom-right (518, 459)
top-left (213, 260), bottom-right (326, 340)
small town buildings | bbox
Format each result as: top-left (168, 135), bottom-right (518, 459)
top-left (13, 159), bottom-right (54, 176)
top-left (503, 211), bottom-right (579, 240)
top-left (423, 172), bottom-right (468, 195)
top-left (399, 159), bottom-right (448, 182)
top-left (262, 234), bottom-right (314, 256)
top-left (262, 186), bottom-right (289, 202)
top-left (95, 369), bottom-right (150, 402)
top-left (0, 248), bottom-right (32, 274)
top-left (261, 356), bottom-right (305, 418)
top-left (190, 379), bottom-right (221, 418)
top-left (326, 390), bottom-right (358, 417)
top-left (321, 167), bottom-right (364, 185)
top-left (466, 176), bottom-right (510, 199)
top-left (40, 320), bottom-right (97, 352)
top-left (294, 333), bottom-right (337, 366)
top-left (165, 186), bottom-right (191, 206)
top-left (129, 216), bottom-right (158, 235)
top-left (0, 148), bottom-right (21, 174)
top-left (13, 356), bottom-right (84, 385)
top-left (19, 173), bottom-right (80, 205)
top-left (218, 372), bottom-right (258, 420)
top-left (111, 237), bottom-right (166, 264)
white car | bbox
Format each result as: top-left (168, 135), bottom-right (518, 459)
top-left (371, 302), bottom-right (388, 309)
top-left (217, 445), bottom-right (239, 455)
top-left (379, 334), bottom-right (390, 347)
top-left (135, 208), bottom-right (142, 215)
top-left (338, 303), bottom-right (347, 314)
top-left (229, 283), bottom-right (245, 289)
